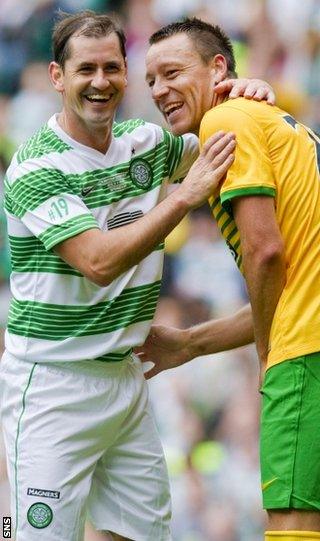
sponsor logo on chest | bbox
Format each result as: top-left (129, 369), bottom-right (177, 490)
top-left (81, 173), bottom-right (128, 197)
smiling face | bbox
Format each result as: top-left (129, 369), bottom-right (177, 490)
top-left (146, 33), bottom-right (222, 136)
top-left (49, 32), bottom-right (127, 144)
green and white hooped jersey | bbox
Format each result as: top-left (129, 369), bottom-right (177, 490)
top-left (4, 115), bottom-right (198, 363)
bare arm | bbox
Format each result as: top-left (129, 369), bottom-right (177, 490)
top-left (56, 132), bottom-right (235, 286)
top-left (232, 196), bottom-right (286, 367)
top-left (136, 304), bottom-right (254, 379)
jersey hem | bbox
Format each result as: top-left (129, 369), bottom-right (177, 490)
top-left (267, 342), bottom-right (320, 370)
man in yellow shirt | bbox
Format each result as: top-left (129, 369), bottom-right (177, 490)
top-left (142, 17), bottom-right (320, 541)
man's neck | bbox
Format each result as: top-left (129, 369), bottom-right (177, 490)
top-left (57, 112), bottom-right (112, 154)
top-left (212, 89), bottom-right (228, 108)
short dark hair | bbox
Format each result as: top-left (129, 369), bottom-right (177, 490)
top-left (149, 17), bottom-right (236, 77)
top-left (52, 10), bottom-right (126, 69)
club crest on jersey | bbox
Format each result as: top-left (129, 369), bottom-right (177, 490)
top-left (27, 502), bottom-right (53, 529)
top-left (129, 158), bottom-right (153, 190)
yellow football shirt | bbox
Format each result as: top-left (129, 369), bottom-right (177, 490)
top-left (200, 98), bottom-right (320, 368)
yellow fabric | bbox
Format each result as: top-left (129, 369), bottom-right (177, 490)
top-left (265, 531), bottom-right (320, 540)
top-left (200, 98), bottom-right (320, 369)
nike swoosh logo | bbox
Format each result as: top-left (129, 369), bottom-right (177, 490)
top-left (261, 477), bottom-right (278, 491)
top-left (81, 185), bottom-right (96, 197)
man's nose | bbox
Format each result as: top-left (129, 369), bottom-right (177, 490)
top-left (91, 69), bottom-right (110, 90)
top-left (152, 80), bottom-right (169, 100)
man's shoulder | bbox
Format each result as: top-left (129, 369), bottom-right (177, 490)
top-left (201, 98), bottom-right (285, 136)
top-left (204, 97), bottom-right (259, 118)
top-left (14, 122), bottom-right (71, 167)
top-left (113, 118), bottom-right (162, 137)
top-left (212, 98), bottom-right (285, 122)
top-left (5, 121), bottom-right (70, 186)
top-left (112, 118), bottom-right (186, 152)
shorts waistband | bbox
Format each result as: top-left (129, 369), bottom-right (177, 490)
top-left (2, 350), bottom-right (138, 379)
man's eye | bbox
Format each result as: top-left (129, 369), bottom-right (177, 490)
top-left (79, 67), bottom-right (92, 73)
top-left (167, 70), bottom-right (178, 78)
top-left (147, 80), bottom-right (155, 88)
top-left (105, 65), bottom-right (120, 72)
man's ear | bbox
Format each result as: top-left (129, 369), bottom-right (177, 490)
top-left (124, 57), bottom-right (128, 87)
top-left (211, 54), bottom-right (228, 84)
top-left (48, 62), bottom-right (65, 93)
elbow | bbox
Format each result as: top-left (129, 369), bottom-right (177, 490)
top-left (86, 247), bottom-right (128, 287)
top-left (86, 257), bottom-right (114, 287)
top-left (260, 243), bottom-right (285, 267)
top-left (77, 233), bottom-right (126, 287)
top-left (244, 240), bottom-right (285, 268)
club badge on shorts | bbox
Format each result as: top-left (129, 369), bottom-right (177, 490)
top-left (129, 158), bottom-right (153, 190)
top-left (27, 502), bottom-right (53, 529)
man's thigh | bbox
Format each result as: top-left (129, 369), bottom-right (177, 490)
top-left (260, 353), bottom-right (320, 513)
top-left (0, 352), bottom-right (134, 540)
top-left (88, 356), bottom-right (172, 541)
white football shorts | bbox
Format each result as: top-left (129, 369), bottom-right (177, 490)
top-left (0, 351), bottom-right (172, 541)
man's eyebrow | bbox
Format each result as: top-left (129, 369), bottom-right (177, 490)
top-left (145, 63), bottom-right (180, 80)
top-left (77, 61), bottom-right (95, 68)
top-left (77, 60), bottom-right (122, 68)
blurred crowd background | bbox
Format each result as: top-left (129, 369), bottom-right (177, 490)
top-left (0, 0), bottom-right (319, 540)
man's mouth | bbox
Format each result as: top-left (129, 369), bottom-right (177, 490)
top-left (84, 94), bottom-right (112, 104)
top-left (163, 102), bottom-right (183, 120)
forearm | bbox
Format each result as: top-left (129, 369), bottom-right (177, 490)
top-left (139, 304), bottom-right (254, 379)
top-left (243, 251), bottom-right (286, 364)
top-left (96, 189), bottom-right (190, 284)
top-left (187, 304), bottom-right (254, 359)
top-left (56, 189), bottom-right (191, 286)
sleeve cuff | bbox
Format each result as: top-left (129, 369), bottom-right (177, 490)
top-left (221, 186), bottom-right (276, 213)
top-left (39, 214), bottom-right (99, 251)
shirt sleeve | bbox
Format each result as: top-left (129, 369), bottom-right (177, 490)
top-left (163, 129), bottom-right (199, 184)
top-left (199, 104), bottom-right (276, 211)
top-left (5, 162), bottom-right (99, 251)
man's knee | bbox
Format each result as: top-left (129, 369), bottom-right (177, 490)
top-left (267, 509), bottom-right (320, 531)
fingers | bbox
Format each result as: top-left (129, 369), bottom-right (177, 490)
top-left (200, 132), bottom-right (236, 182)
top-left (240, 82), bottom-right (275, 104)
top-left (142, 359), bottom-right (163, 380)
top-left (201, 131), bottom-right (235, 159)
top-left (215, 78), bottom-right (254, 99)
top-left (212, 153), bottom-right (235, 180)
top-left (144, 365), bottom-right (159, 380)
top-left (239, 82), bottom-right (259, 98)
top-left (206, 132), bottom-right (236, 168)
top-left (214, 79), bottom-right (235, 94)
top-left (212, 141), bottom-right (236, 172)
top-left (215, 78), bottom-right (276, 105)
top-left (200, 130), bottom-right (228, 153)
top-left (265, 89), bottom-right (276, 105)
top-left (228, 80), bottom-right (249, 99)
